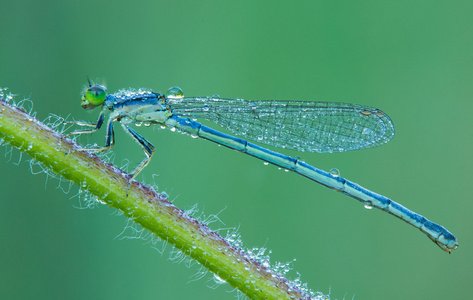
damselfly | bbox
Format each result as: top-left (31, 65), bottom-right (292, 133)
top-left (67, 79), bottom-right (458, 252)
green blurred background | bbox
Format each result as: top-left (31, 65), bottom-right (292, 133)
top-left (1, 0), bottom-right (471, 299)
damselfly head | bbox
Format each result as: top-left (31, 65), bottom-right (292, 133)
top-left (81, 83), bottom-right (107, 110)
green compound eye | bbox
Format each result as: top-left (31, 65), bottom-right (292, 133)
top-left (86, 85), bottom-right (106, 105)
top-left (81, 84), bottom-right (107, 110)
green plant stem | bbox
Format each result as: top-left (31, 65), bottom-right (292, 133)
top-left (0, 97), bottom-right (319, 300)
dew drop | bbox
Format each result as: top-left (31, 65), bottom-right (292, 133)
top-left (167, 86), bottom-right (184, 99)
top-left (263, 162), bottom-right (269, 166)
top-left (364, 202), bottom-right (373, 210)
top-left (329, 168), bottom-right (340, 177)
top-left (214, 274), bottom-right (226, 283)
top-left (374, 109), bottom-right (385, 118)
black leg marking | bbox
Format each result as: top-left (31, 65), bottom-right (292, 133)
top-left (105, 119), bottom-right (115, 148)
top-left (124, 125), bottom-right (155, 157)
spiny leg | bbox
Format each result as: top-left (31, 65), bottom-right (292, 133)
top-left (121, 123), bottom-right (156, 181)
top-left (121, 124), bottom-right (155, 196)
top-left (64, 120), bottom-right (97, 128)
top-left (68, 115), bottom-right (116, 153)
top-left (65, 113), bottom-right (105, 136)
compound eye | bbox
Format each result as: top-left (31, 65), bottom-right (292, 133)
top-left (81, 84), bottom-right (107, 110)
top-left (86, 85), bottom-right (107, 106)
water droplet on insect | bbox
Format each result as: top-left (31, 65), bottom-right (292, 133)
top-left (364, 202), bottom-right (373, 210)
top-left (284, 169), bottom-right (289, 172)
top-left (135, 123), bottom-right (142, 127)
top-left (170, 127), bottom-right (176, 132)
top-left (191, 134), bottom-right (198, 139)
top-left (203, 104), bottom-right (209, 112)
top-left (263, 162), bottom-right (269, 165)
top-left (373, 109), bottom-right (385, 118)
top-left (362, 127), bottom-right (372, 135)
top-left (144, 122), bottom-right (151, 127)
top-left (212, 94), bottom-right (220, 99)
top-left (257, 135), bottom-right (263, 141)
top-left (167, 86), bottom-right (184, 99)
top-left (329, 168), bottom-right (340, 177)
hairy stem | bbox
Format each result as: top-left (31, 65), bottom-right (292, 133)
top-left (0, 94), bottom-right (322, 300)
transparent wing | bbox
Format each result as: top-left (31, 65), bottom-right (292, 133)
top-left (167, 97), bottom-right (395, 153)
